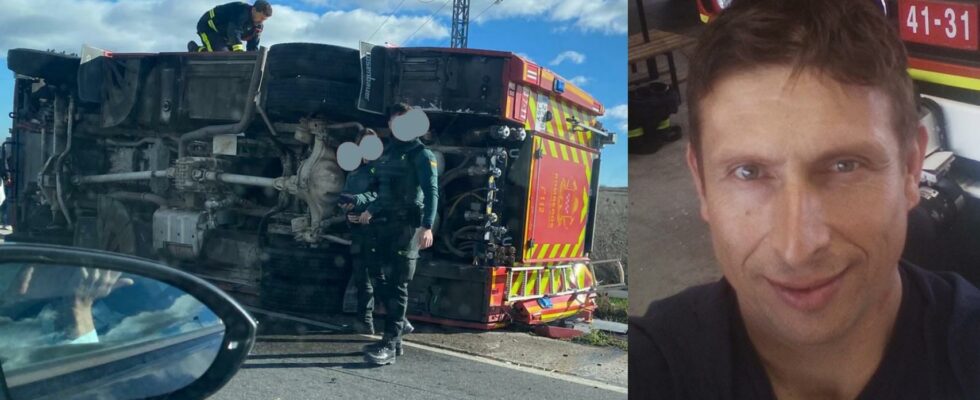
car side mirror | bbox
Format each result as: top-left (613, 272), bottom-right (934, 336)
top-left (0, 243), bottom-right (256, 400)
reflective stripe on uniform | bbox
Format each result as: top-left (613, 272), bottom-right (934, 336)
top-left (209, 8), bottom-right (215, 18)
top-left (199, 32), bottom-right (214, 52)
top-left (232, 43), bottom-right (245, 52)
top-left (208, 19), bottom-right (218, 32)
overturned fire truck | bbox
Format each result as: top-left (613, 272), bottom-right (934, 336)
top-left (3, 42), bottom-right (616, 328)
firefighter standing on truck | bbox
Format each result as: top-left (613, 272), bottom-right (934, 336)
top-left (340, 129), bottom-right (414, 336)
top-left (359, 103), bottom-right (438, 365)
top-left (189, 1), bottom-right (272, 52)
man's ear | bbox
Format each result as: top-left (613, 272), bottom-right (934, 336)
top-left (904, 126), bottom-right (928, 211)
top-left (686, 144), bottom-right (710, 223)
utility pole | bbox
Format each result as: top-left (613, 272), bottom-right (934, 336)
top-left (450, 0), bottom-right (470, 48)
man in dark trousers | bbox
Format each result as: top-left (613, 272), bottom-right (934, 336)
top-left (358, 103), bottom-right (438, 365)
top-left (340, 129), bottom-right (414, 336)
top-left (629, 0), bottom-right (980, 399)
top-left (188, 1), bottom-right (271, 52)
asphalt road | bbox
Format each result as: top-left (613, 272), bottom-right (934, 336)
top-left (209, 311), bottom-right (627, 400)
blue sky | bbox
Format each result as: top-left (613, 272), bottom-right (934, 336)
top-left (0, 0), bottom-right (626, 186)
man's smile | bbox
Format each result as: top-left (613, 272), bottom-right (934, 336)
top-left (765, 265), bottom-right (851, 312)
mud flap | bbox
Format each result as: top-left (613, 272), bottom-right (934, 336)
top-left (357, 41), bottom-right (389, 115)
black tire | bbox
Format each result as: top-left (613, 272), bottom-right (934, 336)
top-left (261, 246), bottom-right (351, 283)
top-left (7, 48), bottom-right (80, 84)
top-left (260, 279), bottom-right (345, 312)
top-left (267, 43), bottom-right (361, 82)
top-left (264, 77), bottom-right (360, 118)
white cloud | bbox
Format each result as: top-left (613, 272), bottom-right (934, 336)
top-left (550, 50), bottom-right (586, 66)
top-left (307, 0), bottom-right (627, 35)
top-left (600, 103), bottom-right (628, 134)
top-left (605, 104), bottom-right (628, 120)
top-left (474, 0), bottom-right (627, 34)
top-left (0, 0), bottom-right (622, 58)
top-left (0, 0), bottom-right (449, 57)
top-left (569, 75), bottom-right (589, 86)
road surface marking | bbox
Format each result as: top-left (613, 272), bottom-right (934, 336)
top-left (244, 306), bottom-right (627, 394)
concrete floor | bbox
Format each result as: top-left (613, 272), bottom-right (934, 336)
top-left (627, 48), bottom-right (722, 317)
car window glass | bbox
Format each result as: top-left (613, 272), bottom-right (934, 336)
top-left (0, 263), bottom-right (224, 400)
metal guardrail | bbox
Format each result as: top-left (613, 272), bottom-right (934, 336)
top-left (590, 259), bottom-right (626, 287)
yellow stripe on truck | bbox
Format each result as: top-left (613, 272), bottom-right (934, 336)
top-left (908, 68), bottom-right (980, 92)
top-left (559, 244), bottom-right (571, 258)
top-left (548, 244), bottom-right (561, 259)
top-left (537, 243), bottom-right (551, 260)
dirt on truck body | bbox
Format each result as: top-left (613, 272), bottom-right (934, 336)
top-left (3, 42), bottom-right (616, 328)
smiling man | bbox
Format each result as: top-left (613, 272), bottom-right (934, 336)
top-left (628, 0), bottom-right (980, 399)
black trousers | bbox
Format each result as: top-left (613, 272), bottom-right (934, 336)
top-left (370, 221), bottom-right (419, 343)
top-left (196, 14), bottom-right (228, 52)
top-left (350, 228), bottom-right (379, 325)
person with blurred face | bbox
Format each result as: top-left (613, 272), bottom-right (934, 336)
top-left (359, 103), bottom-right (438, 365)
top-left (628, 0), bottom-right (980, 399)
top-left (189, 1), bottom-right (272, 52)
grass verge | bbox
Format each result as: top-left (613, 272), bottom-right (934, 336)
top-left (573, 329), bottom-right (627, 351)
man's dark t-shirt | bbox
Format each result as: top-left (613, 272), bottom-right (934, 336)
top-left (629, 262), bottom-right (980, 399)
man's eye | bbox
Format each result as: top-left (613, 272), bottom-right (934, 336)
top-left (733, 165), bottom-right (761, 180)
top-left (833, 160), bottom-right (860, 173)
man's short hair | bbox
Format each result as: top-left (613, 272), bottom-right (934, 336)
top-left (253, 0), bottom-right (273, 17)
top-left (687, 0), bottom-right (917, 157)
top-left (388, 102), bottom-right (412, 119)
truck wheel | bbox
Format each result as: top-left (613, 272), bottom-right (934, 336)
top-left (265, 77), bottom-right (360, 118)
top-left (261, 247), bottom-right (350, 283)
top-left (260, 280), bottom-right (345, 312)
top-left (267, 43), bottom-right (361, 83)
top-left (7, 48), bottom-right (80, 85)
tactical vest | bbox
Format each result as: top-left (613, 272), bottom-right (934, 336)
top-left (373, 140), bottom-right (425, 219)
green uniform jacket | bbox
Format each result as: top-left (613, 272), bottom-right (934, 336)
top-left (366, 139), bottom-right (439, 229)
top-left (341, 162), bottom-right (378, 214)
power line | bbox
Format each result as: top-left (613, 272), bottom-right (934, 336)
top-left (403, 0), bottom-right (453, 45)
top-left (368, 0), bottom-right (409, 42)
top-left (472, 0), bottom-right (502, 22)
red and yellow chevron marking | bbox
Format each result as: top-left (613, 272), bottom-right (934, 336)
top-left (515, 86), bottom-right (601, 150)
top-left (513, 291), bottom-right (598, 325)
top-left (523, 134), bottom-right (598, 263)
top-left (524, 94), bottom-right (538, 132)
top-left (551, 98), bottom-right (570, 140)
top-left (523, 135), bottom-right (541, 261)
top-left (506, 262), bottom-right (597, 300)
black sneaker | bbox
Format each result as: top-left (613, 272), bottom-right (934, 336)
top-left (187, 41), bottom-right (200, 52)
top-left (362, 340), bottom-right (404, 356)
top-left (365, 342), bottom-right (398, 365)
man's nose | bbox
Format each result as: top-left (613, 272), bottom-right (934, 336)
top-left (771, 180), bottom-right (832, 268)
